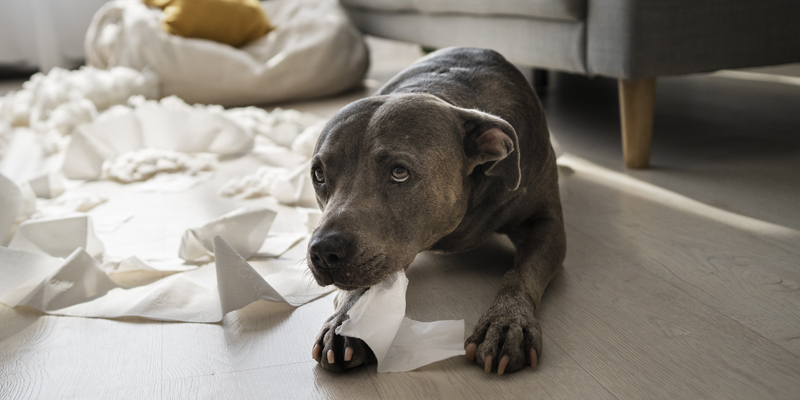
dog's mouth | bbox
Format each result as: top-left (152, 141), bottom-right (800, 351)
top-left (307, 256), bottom-right (409, 290)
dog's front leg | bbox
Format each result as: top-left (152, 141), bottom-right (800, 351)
top-left (312, 288), bottom-right (376, 372)
top-left (465, 214), bottom-right (566, 375)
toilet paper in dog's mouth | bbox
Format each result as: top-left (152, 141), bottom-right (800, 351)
top-left (337, 271), bottom-right (465, 373)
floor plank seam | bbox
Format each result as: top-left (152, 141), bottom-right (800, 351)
top-left (645, 256), bottom-right (800, 361)
top-left (541, 333), bottom-right (621, 400)
top-left (164, 360), bottom-right (318, 381)
top-left (159, 322), bottom-right (164, 400)
top-left (568, 222), bottom-right (800, 362)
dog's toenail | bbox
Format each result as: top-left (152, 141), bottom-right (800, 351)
top-left (497, 355), bottom-right (509, 375)
top-left (530, 349), bottom-right (538, 368)
top-left (465, 343), bottom-right (477, 360)
top-left (484, 355), bottom-right (492, 374)
top-left (344, 347), bottom-right (353, 362)
top-left (327, 350), bottom-right (335, 364)
top-left (312, 344), bottom-right (321, 360)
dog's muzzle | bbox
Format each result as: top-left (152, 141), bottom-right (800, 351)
top-left (308, 230), bottom-right (355, 272)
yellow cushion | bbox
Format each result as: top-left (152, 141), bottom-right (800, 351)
top-left (144, 0), bottom-right (274, 48)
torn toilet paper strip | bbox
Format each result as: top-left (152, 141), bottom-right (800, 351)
top-left (32, 192), bottom-right (107, 219)
top-left (255, 232), bottom-right (307, 258)
top-left (27, 172), bottom-right (65, 199)
top-left (0, 236), bottom-right (331, 322)
top-left (62, 98), bottom-right (253, 180)
top-left (101, 149), bottom-right (217, 183)
top-left (0, 174), bottom-right (24, 245)
top-left (179, 207), bottom-right (277, 262)
top-left (337, 271), bottom-right (466, 373)
top-left (219, 161), bottom-right (316, 208)
top-left (8, 214), bottom-right (105, 260)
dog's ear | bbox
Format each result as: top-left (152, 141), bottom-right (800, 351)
top-left (457, 108), bottom-right (521, 191)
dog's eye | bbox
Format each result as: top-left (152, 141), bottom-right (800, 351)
top-left (313, 168), bottom-right (324, 184)
top-left (391, 166), bottom-right (409, 183)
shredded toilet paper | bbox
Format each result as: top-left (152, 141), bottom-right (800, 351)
top-left (0, 66), bottom-right (158, 129)
top-left (32, 193), bottom-right (108, 220)
top-left (0, 174), bottom-right (37, 245)
top-left (0, 66), bottom-right (468, 373)
top-left (102, 149), bottom-right (217, 183)
top-left (0, 120), bottom-right (11, 160)
top-left (8, 214), bottom-right (106, 261)
top-left (225, 107), bottom-right (325, 147)
top-left (179, 207), bottom-right (277, 263)
top-left (27, 172), bottom-right (66, 199)
top-left (337, 271), bottom-right (466, 373)
top-left (0, 218), bottom-right (331, 322)
top-left (0, 174), bottom-right (25, 245)
top-left (0, 66), bottom-right (158, 157)
top-left (219, 165), bottom-right (291, 199)
top-left (62, 96), bottom-right (253, 181)
top-left (219, 161), bottom-right (316, 207)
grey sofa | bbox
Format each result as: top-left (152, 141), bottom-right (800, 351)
top-left (340, 0), bottom-right (800, 168)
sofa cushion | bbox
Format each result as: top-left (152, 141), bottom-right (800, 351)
top-left (341, 0), bottom-right (586, 22)
top-left (347, 8), bottom-right (587, 73)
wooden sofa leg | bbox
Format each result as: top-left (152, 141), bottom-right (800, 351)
top-left (618, 78), bottom-right (657, 168)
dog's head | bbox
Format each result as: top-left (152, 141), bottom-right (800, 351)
top-left (306, 93), bottom-right (519, 289)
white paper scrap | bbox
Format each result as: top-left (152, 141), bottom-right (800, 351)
top-left (0, 237), bottom-right (332, 322)
top-left (24, 248), bottom-right (120, 312)
top-left (9, 214), bottom-right (105, 260)
top-left (32, 192), bottom-right (108, 219)
top-left (381, 318), bottom-right (466, 373)
top-left (179, 207), bottom-right (277, 262)
top-left (214, 235), bottom-right (288, 313)
top-left (255, 232), bottom-right (307, 258)
top-left (337, 271), bottom-right (466, 373)
top-left (27, 172), bottom-right (66, 199)
top-left (101, 149), bottom-right (217, 183)
top-left (0, 247), bottom-right (63, 307)
top-left (61, 99), bottom-right (253, 180)
top-left (0, 174), bottom-right (23, 245)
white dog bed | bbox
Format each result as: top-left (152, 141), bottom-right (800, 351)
top-left (85, 0), bottom-right (369, 106)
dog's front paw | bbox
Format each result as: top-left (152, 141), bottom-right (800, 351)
top-left (312, 312), bottom-right (375, 372)
top-left (465, 297), bottom-right (542, 375)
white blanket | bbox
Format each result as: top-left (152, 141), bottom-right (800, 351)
top-left (85, 0), bottom-right (369, 107)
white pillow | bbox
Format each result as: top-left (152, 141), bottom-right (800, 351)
top-left (85, 0), bottom-right (369, 107)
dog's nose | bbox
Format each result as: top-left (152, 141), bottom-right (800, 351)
top-left (309, 231), bottom-right (353, 270)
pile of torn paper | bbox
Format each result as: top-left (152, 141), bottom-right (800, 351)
top-left (0, 66), bottom-right (465, 373)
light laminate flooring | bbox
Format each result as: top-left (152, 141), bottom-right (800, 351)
top-left (1, 39), bottom-right (799, 399)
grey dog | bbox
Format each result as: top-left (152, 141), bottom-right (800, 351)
top-left (306, 47), bottom-right (565, 375)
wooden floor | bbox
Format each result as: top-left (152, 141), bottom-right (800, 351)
top-left (2, 40), bottom-right (800, 399)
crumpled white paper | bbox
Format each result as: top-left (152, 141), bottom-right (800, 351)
top-left (101, 149), bottom-right (217, 183)
top-left (31, 192), bottom-right (108, 220)
top-left (0, 174), bottom-right (24, 245)
top-left (179, 207), bottom-right (277, 263)
top-left (0, 120), bottom-right (11, 159)
top-left (337, 271), bottom-right (466, 373)
top-left (256, 232), bottom-right (307, 258)
top-left (0, 65), bottom-right (158, 131)
top-left (8, 214), bottom-right (105, 260)
top-left (1, 173), bottom-right (42, 245)
top-left (27, 171), bottom-right (66, 199)
top-left (62, 97), bottom-right (253, 181)
top-left (219, 161), bottom-right (316, 208)
top-left (0, 232), bottom-right (331, 322)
